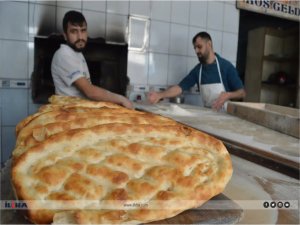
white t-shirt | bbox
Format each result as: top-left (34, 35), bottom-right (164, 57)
top-left (51, 44), bottom-right (91, 97)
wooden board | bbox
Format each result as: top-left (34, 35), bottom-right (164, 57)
top-left (1, 160), bottom-right (243, 225)
top-left (227, 102), bottom-right (299, 138)
top-left (148, 194), bottom-right (243, 224)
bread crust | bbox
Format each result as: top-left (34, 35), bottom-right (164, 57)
top-left (14, 110), bottom-right (175, 159)
top-left (12, 96), bottom-right (232, 224)
top-left (48, 95), bottom-right (123, 109)
top-left (16, 94), bottom-right (128, 134)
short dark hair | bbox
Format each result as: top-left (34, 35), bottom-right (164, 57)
top-left (63, 10), bottom-right (87, 33)
top-left (192, 32), bottom-right (212, 44)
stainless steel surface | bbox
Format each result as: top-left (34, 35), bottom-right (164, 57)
top-left (170, 95), bottom-right (185, 104)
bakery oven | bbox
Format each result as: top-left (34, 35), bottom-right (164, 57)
top-left (31, 35), bottom-right (129, 104)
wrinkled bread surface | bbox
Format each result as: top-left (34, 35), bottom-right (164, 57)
top-left (12, 95), bottom-right (232, 224)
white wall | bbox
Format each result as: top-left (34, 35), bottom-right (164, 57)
top-left (0, 0), bottom-right (240, 164)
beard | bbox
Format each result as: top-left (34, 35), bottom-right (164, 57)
top-left (67, 39), bottom-right (87, 52)
top-left (198, 56), bottom-right (205, 64)
top-left (197, 52), bottom-right (209, 64)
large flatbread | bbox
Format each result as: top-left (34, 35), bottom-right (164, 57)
top-left (14, 113), bottom-right (177, 160)
top-left (11, 95), bottom-right (232, 224)
top-left (48, 95), bottom-right (123, 108)
top-left (16, 94), bottom-right (125, 134)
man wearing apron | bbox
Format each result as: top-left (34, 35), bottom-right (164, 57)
top-left (147, 32), bottom-right (246, 111)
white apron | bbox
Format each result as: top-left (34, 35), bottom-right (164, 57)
top-left (199, 57), bottom-right (228, 111)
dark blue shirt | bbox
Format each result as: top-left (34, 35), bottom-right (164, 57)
top-left (179, 53), bottom-right (243, 92)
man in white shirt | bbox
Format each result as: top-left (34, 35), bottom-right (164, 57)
top-left (51, 10), bottom-right (133, 109)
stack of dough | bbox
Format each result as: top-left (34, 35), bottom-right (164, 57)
top-left (11, 95), bottom-right (233, 224)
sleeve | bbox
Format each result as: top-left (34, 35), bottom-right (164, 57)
top-left (52, 51), bottom-right (85, 87)
top-left (178, 64), bottom-right (200, 91)
top-left (225, 63), bottom-right (244, 91)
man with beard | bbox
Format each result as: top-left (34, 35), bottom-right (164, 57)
top-left (147, 32), bottom-right (245, 111)
top-left (51, 10), bottom-right (133, 109)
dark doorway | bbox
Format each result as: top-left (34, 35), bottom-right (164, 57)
top-left (236, 9), bottom-right (299, 82)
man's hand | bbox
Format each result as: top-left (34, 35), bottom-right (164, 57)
top-left (147, 85), bottom-right (182, 104)
top-left (147, 91), bottom-right (162, 104)
top-left (212, 92), bottom-right (230, 111)
top-left (212, 89), bottom-right (246, 111)
top-left (74, 78), bottom-right (134, 109)
top-left (119, 96), bottom-right (134, 109)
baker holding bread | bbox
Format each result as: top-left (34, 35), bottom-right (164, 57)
top-left (147, 32), bottom-right (246, 111)
top-left (51, 10), bottom-right (133, 109)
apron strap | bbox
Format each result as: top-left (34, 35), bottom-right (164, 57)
top-left (198, 56), bottom-right (224, 87)
top-left (215, 57), bottom-right (224, 86)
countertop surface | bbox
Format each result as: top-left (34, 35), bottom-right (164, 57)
top-left (134, 102), bottom-right (299, 168)
top-left (1, 103), bottom-right (299, 224)
top-left (224, 155), bottom-right (299, 224)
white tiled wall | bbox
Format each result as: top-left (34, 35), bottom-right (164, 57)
top-left (207, 1), bottom-right (224, 31)
top-left (0, 0), bottom-right (240, 163)
top-left (171, 1), bottom-right (190, 25)
top-left (148, 53), bottom-right (168, 85)
top-left (0, 1), bottom-right (29, 41)
top-left (83, 10), bottom-right (106, 38)
top-left (0, 40), bottom-right (29, 80)
top-left (189, 1), bottom-right (207, 28)
top-left (82, 1), bottom-right (106, 12)
top-left (130, 0), bottom-right (151, 17)
top-left (149, 20), bottom-right (170, 53)
top-left (151, 1), bottom-right (171, 22)
top-left (28, 3), bottom-right (56, 38)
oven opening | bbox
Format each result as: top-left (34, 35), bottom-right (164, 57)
top-left (31, 35), bottom-right (129, 104)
